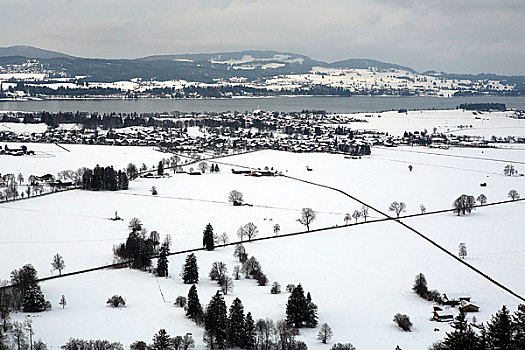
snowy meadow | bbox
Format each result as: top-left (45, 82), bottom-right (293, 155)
top-left (0, 110), bottom-right (524, 350)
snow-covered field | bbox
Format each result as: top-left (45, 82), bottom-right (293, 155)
top-left (341, 109), bottom-right (525, 137)
top-left (0, 143), bottom-right (165, 178)
top-left (1, 110), bottom-right (525, 350)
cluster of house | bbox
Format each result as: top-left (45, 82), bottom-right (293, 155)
top-left (432, 293), bottom-right (480, 322)
top-left (383, 131), bottom-right (525, 148)
top-left (0, 110), bottom-right (373, 156)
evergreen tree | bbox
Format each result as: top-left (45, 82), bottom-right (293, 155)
top-left (305, 292), bottom-right (319, 327)
top-left (158, 161), bottom-right (164, 176)
top-left (487, 305), bottom-right (512, 350)
top-left (186, 285), bottom-right (203, 323)
top-left (11, 264), bottom-right (38, 297)
top-left (118, 170), bottom-right (129, 190)
top-left (182, 253), bottom-right (199, 284)
top-left (157, 243), bottom-right (169, 277)
top-left (124, 231), bottom-right (154, 270)
top-left (22, 286), bottom-right (48, 312)
top-left (203, 224), bottom-right (215, 251)
top-left (412, 273), bottom-right (428, 298)
top-left (441, 312), bottom-right (479, 350)
top-left (153, 329), bottom-right (172, 350)
top-left (512, 304), bottom-right (525, 349)
top-left (244, 312), bottom-right (256, 350)
top-left (126, 163), bottom-right (138, 180)
top-left (10, 264), bottom-right (40, 310)
top-left (92, 164), bottom-right (102, 190)
top-left (227, 298), bottom-right (246, 348)
top-left (286, 284), bottom-right (308, 328)
top-left (205, 291), bottom-right (228, 349)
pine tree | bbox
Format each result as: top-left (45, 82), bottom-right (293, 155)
top-left (487, 305), bottom-right (512, 349)
top-left (244, 312), bottom-right (256, 350)
top-left (441, 312), bottom-right (479, 350)
top-left (118, 170), bottom-right (129, 190)
top-left (22, 286), bottom-right (48, 312)
top-left (227, 298), bottom-right (246, 348)
top-left (182, 253), bottom-right (199, 284)
top-left (512, 304), bottom-right (525, 349)
top-left (205, 291), bottom-right (228, 349)
top-left (412, 273), bottom-right (428, 298)
top-left (157, 243), bottom-right (169, 277)
top-left (286, 284), bottom-right (308, 327)
top-left (305, 292), bottom-right (319, 327)
top-left (203, 224), bottom-right (215, 251)
top-left (186, 285), bottom-right (203, 323)
top-left (153, 329), bottom-right (172, 350)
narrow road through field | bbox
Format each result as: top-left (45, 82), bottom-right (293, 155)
top-left (283, 173), bottom-right (525, 302)
top-left (2, 149), bottom-right (524, 304)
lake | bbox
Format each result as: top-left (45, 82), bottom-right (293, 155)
top-left (1, 95), bottom-right (525, 113)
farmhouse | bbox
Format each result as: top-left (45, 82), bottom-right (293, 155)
top-left (432, 307), bottom-right (454, 322)
top-left (459, 301), bottom-right (480, 313)
top-left (441, 293), bottom-right (471, 307)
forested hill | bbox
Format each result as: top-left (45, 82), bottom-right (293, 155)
top-left (0, 46), bottom-right (415, 83)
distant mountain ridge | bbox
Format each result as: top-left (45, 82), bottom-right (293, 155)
top-left (0, 45), bottom-right (522, 85)
top-left (0, 45), bottom-right (75, 59)
top-left (0, 45), bottom-right (417, 81)
top-left (329, 58), bottom-right (416, 73)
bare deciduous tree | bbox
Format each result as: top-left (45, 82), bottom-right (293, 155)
top-left (220, 276), bottom-right (234, 295)
top-left (477, 194), bottom-right (487, 206)
top-left (317, 323), bottom-right (333, 344)
top-left (344, 213), bottom-right (351, 225)
top-left (453, 194), bottom-right (476, 216)
top-left (508, 189), bottom-right (520, 200)
top-left (198, 161), bottom-right (209, 173)
top-left (209, 261), bottom-right (228, 285)
top-left (229, 190), bottom-right (244, 205)
top-left (51, 253), bottom-right (65, 275)
top-left (503, 164), bottom-right (517, 176)
top-left (218, 232), bottom-right (229, 246)
top-left (459, 243), bottom-right (467, 259)
top-left (389, 201), bottom-right (406, 218)
top-left (352, 210), bottom-right (362, 223)
top-left (232, 265), bottom-right (241, 280)
top-left (361, 206), bottom-right (369, 221)
top-left (298, 208), bottom-right (316, 231)
top-left (237, 225), bottom-right (246, 241)
top-left (233, 244), bottom-right (247, 262)
top-left (243, 222), bottom-right (258, 241)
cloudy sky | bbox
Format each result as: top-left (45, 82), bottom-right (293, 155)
top-left (1, 0), bottom-right (524, 74)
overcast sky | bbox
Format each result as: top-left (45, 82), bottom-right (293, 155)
top-left (1, 0), bottom-right (524, 75)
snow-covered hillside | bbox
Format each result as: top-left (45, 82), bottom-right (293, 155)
top-left (1, 145), bottom-right (524, 349)
top-left (1, 109), bottom-right (524, 350)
